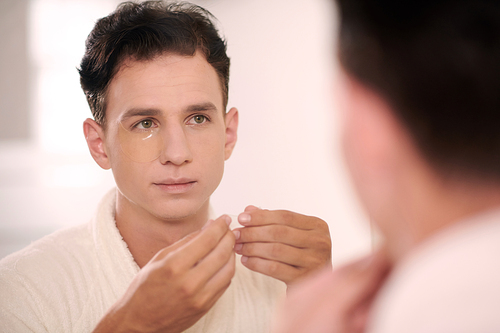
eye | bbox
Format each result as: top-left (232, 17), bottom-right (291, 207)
top-left (191, 115), bottom-right (207, 124)
top-left (136, 119), bottom-right (154, 129)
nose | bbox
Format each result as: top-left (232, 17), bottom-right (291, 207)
top-left (158, 124), bottom-right (193, 166)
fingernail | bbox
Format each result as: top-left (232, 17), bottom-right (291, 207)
top-left (232, 230), bottom-right (240, 240)
top-left (239, 213), bottom-right (251, 224)
top-left (241, 256), bottom-right (248, 263)
top-left (202, 219), bottom-right (214, 230)
top-left (234, 243), bottom-right (243, 252)
top-left (223, 215), bottom-right (232, 226)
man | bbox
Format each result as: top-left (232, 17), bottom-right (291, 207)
top-left (274, 0), bottom-right (500, 332)
top-left (0, 2), bottom-right (331, 332)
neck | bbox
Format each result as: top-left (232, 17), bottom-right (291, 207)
top-left (381, 174), bottom-right (500, 263)
top-left (114, 189), bottom-right (211, 268)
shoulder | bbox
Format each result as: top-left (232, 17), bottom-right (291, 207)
top-left (1, 223), bottom-right (93, 277)
top-left (0, 223), bottom-right (96, 331)
top-left (369, 217), bottom-right (500, 333)
top-left (0, 223), bottom-right (96, 295)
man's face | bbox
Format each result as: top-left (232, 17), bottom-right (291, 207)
top-left (100, 52), bottom-right (237, 221)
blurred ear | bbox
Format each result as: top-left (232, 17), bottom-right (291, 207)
top-left (340, 72), bottom-right (411, 216)
top-left (343, 75), bottom-right (402, 172)
top-left (83, 118), bottom-right (111, 170)
top-left (224, 107), bottom-right (239, 160)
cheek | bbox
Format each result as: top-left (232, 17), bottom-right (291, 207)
top-left (193, 127), bottom-right (226, 158)
top-left (106, 138), bottom-right (147, 188)
top-left (110, 156), bottom-right (145, 192)
top-left (192, 130), bottom-right (226, 178)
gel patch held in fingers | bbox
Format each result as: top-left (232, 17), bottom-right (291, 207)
top-left (118, 122), bottom-right (164, 162)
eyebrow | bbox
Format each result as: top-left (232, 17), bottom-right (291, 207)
top-left (120, 103), bottom-right (219, 122)
top-left (120, 108), bottom-right (162, 122)
top-left (185, 102), bottom-right (218, 113)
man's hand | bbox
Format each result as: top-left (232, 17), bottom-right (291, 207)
top-left (233, 206), bottom-right (332, 286)
top-left (93, 215), bottom-right (236, 333)
top-left (272, 250), bottom-right (391, 333)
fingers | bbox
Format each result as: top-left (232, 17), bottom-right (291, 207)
top-left (159, 215), bottom-right (231, 270)
top-left (193, 229), bottom-right (235, 280)
top-left (273, 252), bottom-right (391, 333)
top-left (235, 236), bottom-right (329, 284)
top-left (234, 224), bottom-right (327, 249)
top-left (331, 252), bottom-right (391, 310)
top-left (152, 229), bottom-right (202, 262)
top-left (234, 208), bottom-right (332, 285)
top-left (240, 255), bottom-right (301, 283)
top-left (182, 233), bottom-right (235, 310)
top-left (238, 208), bottom-right (327, 231)
top-left (196, 267), bottom-right (234, 315)
top-left (235, 241), bottom-right (319, 268)
top-left (204, 252), bottom-right (236, 292)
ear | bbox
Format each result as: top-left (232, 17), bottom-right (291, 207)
top-left (224, 107), bottom-right (239, 160)
top-left (83, 118), bottom-right (111, 170)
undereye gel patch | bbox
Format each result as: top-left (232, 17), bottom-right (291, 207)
top-left (118, 122), bottom-right (164, 162)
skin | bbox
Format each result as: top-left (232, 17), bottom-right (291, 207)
top-left (234, 205), bottom-right (332, 286)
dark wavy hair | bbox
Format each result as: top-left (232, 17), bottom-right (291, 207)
top-left (335, 0), bottom-right (500, 181)
top-left (79, 1), bottom-right (230, 127)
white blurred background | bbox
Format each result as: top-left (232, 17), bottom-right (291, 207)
top-left (0, 0), bottom-right (371, 265)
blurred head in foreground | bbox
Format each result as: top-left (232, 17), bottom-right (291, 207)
top-left (272, 2), bottom-right (500, 333)
top-left (336, 0), bottom-right (500, 259)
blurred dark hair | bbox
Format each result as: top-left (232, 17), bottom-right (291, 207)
top-left (79, 1), bottom-right (230, 127)
top-left (335, 0), bottom-right (500, 181)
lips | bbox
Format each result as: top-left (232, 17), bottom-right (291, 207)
top-left (153, 178), bottom-right (197, 193)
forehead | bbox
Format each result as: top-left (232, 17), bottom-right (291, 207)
top-left (105, 52), bottom-right (224, 123)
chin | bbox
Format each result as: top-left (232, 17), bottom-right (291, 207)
top-left (151, 198), bottom-right (208, 222)
top-left (155, 211), bottom-right (195, 222)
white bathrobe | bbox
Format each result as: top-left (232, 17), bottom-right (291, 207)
top-left (0, 189), bottom-right (286, 332)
